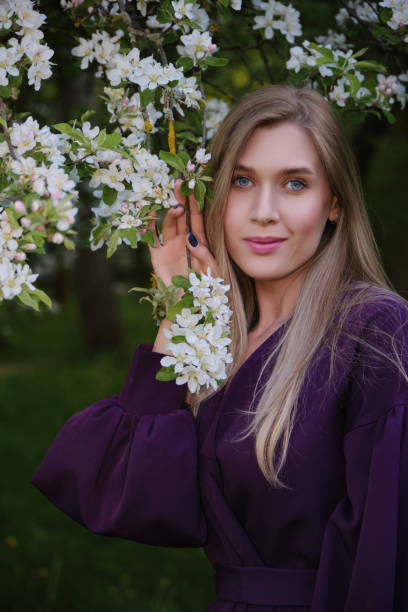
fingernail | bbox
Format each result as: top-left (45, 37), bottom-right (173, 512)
top-left (188, 232), bottom-right (198, 247)
top-left (175, 204), bottom-right (184, 210)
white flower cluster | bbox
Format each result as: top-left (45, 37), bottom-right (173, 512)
top-left (380, 0), bottom-right (408, 33)
top-left (376, 73), bottom-right (407, 109)
top-left (315, 29), bottom-right (352, 52)
top-left (103, 87), bottom-right (162, 146)
top-left (0, 216), bottom-right (38, 301)
top-left (160, 269), bottom-right (233, 394)
top-left (72, 37), bottom-right (203, 112)
top-left (0, 0), bottom-right (53, 91)
top-left (176, 29), bottom-right (218, 65)
top-left (147, 1), bottom-right (210, 32)
top-left (286, 40), bottom-right (408, 110)
top-left (206, 97), bottom-right (230, 140)
top-left (252, 0), bottom-right (302, 44)
top-left (88, 142), bottom-right (178, 251)
top-left (335, 2), bottom-right (378, 27)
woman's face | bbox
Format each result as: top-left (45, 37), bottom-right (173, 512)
top-left (224, 121), bottom-right (338, 286)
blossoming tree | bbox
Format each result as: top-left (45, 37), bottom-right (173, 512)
top-left (0, 0), bottom-right (407, 390)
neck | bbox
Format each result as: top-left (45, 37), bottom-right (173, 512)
top-left (253, 269), bottom-right (306, 335)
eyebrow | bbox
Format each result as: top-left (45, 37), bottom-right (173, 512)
top-left (233, 164), bottom-right (316, 176)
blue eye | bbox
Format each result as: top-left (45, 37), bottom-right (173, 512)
top-left (287, 179), bottom-right (306, 191)
top-left (233, 175), bottom-right (252, 188)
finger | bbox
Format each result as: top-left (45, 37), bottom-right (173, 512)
top-left (186, 232), bottom-right (219, 276)
top-left (147, 209), bottom-right (160, 248)
top-left (162, 204), bottom-right (185, 242)
top-left (174, 178), bottom-right (186, 206)
top-left (188, 192), bottom-right (207, 245)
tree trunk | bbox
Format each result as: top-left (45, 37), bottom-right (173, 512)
top-left (74, 246), bottom-right (125, 355)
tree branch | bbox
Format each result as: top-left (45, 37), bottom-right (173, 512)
top-left (200, 80), bottom-right (207, 148)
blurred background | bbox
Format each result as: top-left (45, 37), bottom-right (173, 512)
top-left (1, 1), bottom-right (407, 611)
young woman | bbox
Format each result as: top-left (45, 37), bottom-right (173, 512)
top-left (32, 85), bottom-right (408, 611)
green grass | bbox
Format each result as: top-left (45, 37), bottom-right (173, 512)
top-left (0, 293), bottom-right (214, 612)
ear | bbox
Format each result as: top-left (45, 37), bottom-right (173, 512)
top-left (328, 195), bottom-right (339, 223)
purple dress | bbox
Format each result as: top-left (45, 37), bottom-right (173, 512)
top-left (32, 295), bottom-right (408, 611)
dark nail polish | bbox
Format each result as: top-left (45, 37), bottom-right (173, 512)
top-left (175, 204), bottom-right (184, 210)
top-left (188, 232), bottom-right (198, 247)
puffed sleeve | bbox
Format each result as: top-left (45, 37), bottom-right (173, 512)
top-left (31, 344), bottom-right (207, 548)
top-left (311, 299), bottom-right (408, 611)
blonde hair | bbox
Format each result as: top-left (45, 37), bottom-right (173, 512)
top-left (200, 84), bottom-right (401, 487)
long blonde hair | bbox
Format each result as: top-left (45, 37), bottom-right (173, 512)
top-left (202, 84), bottom-right (399, 487)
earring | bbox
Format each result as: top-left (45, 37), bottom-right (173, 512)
top-left (329, 213), bottom-right (339, 225)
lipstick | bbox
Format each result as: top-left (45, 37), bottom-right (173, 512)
top-left (243, 237), bottom-right (287, 254)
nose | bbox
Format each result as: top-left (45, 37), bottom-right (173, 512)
top-left (249, 185), bottom-right (280, 225)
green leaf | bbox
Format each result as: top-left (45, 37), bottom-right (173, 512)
top-left (166, 294), bottom-right (194, 321)
top-left (103, 132), bottom-right (122, 148)
top-left (102, 185), bottom-right (118, 205)
top-left (307, 43), bottom-right (333, 59)
top-left (17, 290), bottom-right (39, 311)
top-left (176, 57), bottom-right (194, 71)
top-left (95, 128), bottom-right (107, 146)
top-left (159, 150), bottom-right (185, 172)
top-left (205, 310), bottom-right (215, 324)
top-left (81, 109), bottom-right (96, 123)
top-left (140, 88), bottom-right (156, 107)
top-left (63, 236), bottom-right (76, 250)
top-left (120, 227), bottom-right (139, 247)
top-left (107, 228), bottom-right (120, 258)
top-left (92, 224), bottom-right (111, 243)
top-left (171, 275), bottom-right (190, 290)
top-left (354, 60), bottom-right (387, 73)
top-left (0, 86), bottom-right (11, 98)
top-left (194, 180), bottom-right (206, 211)
top-left (351, 47), bottom-right (368, 60)
top-left (156, 366), bottom-right (178, 382)
top-left (32, 288), bottom-right (52, 308)
top-left (178, 150), bottom-right (190, 165)
top-left (347, 73), bottom-right (361, 97)
top-left (157, 0), bottom-right (172, 23)
top-left (140, 228), bottom-right (155, 247)
top-left (171, 335), bottom-right (187, 344)
top-left (53, 122), bottom-right (86, 142)
top-left (383, 109), bottom-right (396, 124)
top-left (0, 115), bottom-right (7, 128)
top-left (218, 0), bottom-right (229, 6)
top-left (205, 56), bottom-right (229, 67)
top-left (180, 180), bottom-right (193, 196)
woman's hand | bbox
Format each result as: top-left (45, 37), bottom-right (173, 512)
top-left (148, 178), bottom-right (219, 287)
top-left (149, 179), bottom-right (219, 355)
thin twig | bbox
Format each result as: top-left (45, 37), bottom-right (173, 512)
top-left (0, 98), bottom-right (17, 160)
top-left (199, 80), bottom-right (207, 148)
top-left (254, 33), bottom-right (274, 82)
top-left (202, 79), bottom-right (235, 101)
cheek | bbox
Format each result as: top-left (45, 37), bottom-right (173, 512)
top-left (286, 199), bottom-right (329, 237)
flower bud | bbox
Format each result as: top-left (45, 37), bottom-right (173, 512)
top-left (20, 217), bottom-right (32, 228)
top-left (120, 204), bottom-right (128, 212)
top-left (141, 228), bottom-right (147, 234)
top-left (14, 252), bottom-right (26, 261)
top-left (386, 87), bottom-right (393, 96)
top-left (188, 179), bottom-right (196, 189)
top-left (37, 224), bottom-right (46, 231)
top-left (1, 211), bottom-right (8, 221)
top-left (14, 200), bottom-right (26, 213)
top-left (52, 232), bottom-right (64, 244)
top-left (23, 243), bottom-right (37, 251)
top-left (187, 160), bottom-right (196, 172)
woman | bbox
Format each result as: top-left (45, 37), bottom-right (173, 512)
top-left (32, 85), bottom-right (408, 611)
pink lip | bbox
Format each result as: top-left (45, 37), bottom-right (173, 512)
top-left (243, 237), bottom-right (287, 254)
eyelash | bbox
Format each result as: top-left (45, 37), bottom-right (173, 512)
top-left (231, 175), bottom-right (307, 191)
